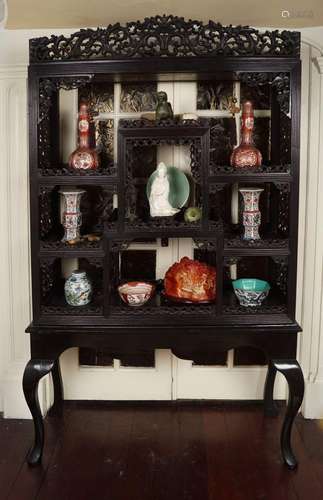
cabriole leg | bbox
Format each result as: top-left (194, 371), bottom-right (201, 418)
top-left (22, 358), bottom-right (55, 466)
top-left (273, 359), bottom-right (304, 470)
top-left (48, 357), bottom-right (64, 417)
top-left (264, 361), bottom-right (279, 416)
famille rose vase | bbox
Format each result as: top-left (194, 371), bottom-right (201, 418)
top-left (59, 188), bottom-right (85, 242)
top-left (64, 270), bottom-right (92, 306)
top-left (239, 187), bottom-right (264, 240)
top-left (230, 101), bottom-right (262, 169)
top-left (68, 100), bottom-right (99, 171)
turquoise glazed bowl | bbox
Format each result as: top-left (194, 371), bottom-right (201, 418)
top-left (232, 279), bottom-right (270, 307)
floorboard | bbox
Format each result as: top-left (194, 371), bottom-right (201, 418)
top-left (296, 416), bottom-right (323, 491)
top-left (0, 419), bottom-right (32, 498)
top-left (7, 415), bottom-right (63, 500)
top-left (3, 402), bottom-right (323, 500)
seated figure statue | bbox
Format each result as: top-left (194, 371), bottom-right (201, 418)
top-left (149, 162), bottom-right (180, 217)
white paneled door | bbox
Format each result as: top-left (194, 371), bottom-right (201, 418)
top-left (59, 80), bottom-right (286, 401)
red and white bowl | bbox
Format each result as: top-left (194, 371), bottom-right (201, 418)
top-left (118, 281), bottom-right (155, 307)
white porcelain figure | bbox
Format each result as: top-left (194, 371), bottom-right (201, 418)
top-left (64, 270), bottom-right (92, 306)
top-left (59, 188), bottom-right (85, 242)
top-left (149, 162), bottom-right (180, 217)
top-left (239, 187), bottom-right (264, 240)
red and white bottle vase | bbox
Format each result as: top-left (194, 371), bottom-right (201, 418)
top-left (59, 188), bottom-right (85, 242)
top-left (230, 101), bottom-right (262, 169)
top-left (239, 187), bottom-right (264, 240)
top-left (68, 100), bottom-right (99, 171)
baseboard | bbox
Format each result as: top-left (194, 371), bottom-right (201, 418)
top-left (59, 399), bottom-right (286, 410)
top-left (2, 363), bottom-right (30, 418)
top-left (303, 379), bottom-right (323, 418)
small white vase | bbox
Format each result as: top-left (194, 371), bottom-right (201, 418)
top-left (64, 270), bottom-right (92, 306)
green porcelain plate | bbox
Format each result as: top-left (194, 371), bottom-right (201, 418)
top-left (146, 166), bottom-right (190, 209)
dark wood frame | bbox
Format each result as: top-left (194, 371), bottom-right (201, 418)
top-left (24, 17), bottom-right (304, 470)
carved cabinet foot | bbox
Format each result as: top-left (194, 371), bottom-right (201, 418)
top-left (22, 358), bottom-right (55, 465)
top-left (264, 362), bottom-right (279, 416)
top-left (272, 359), bottom-right (304, 469)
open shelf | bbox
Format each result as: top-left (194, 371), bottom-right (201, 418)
top-left (106, 236), bottom-right (219, 318)
top-left (209, 181), bottom-right (290, 245)
top-left (39, 257), bottom-right (104, 318)
top-left (38, 164), bottom-right (117, 179)
top-left (38, 174), bottom-right (118, 186)
top-left (123, 218), bottom-right (209, 237)
top-left (223, 235), bottom-right (289, 255)
top-left (38, 184), bottom-right (117, 253)
top-left (41, 290), bottom-right (103, 316)
top-left (209, 170), bottom-right (292, 184)
top-left (109, 289), bottom-right (216, 318)
top-left (39, 236), bottom-right (105, 257)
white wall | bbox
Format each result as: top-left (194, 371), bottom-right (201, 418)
top-left (0, 28), bottom-right (74, 417)
top-left (297, 31), bottom-right (323, 418)
top-left (0, 26), bottom-right (323, 418)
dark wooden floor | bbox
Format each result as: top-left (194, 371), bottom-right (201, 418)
top-left (1, 402), bottom-right (323, 500)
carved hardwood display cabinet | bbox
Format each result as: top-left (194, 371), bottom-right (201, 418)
top-left (24, 16), bottom-right (304, 469)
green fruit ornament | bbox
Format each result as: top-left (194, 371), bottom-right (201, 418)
top-left (184, 207), bottom-right (202, 223)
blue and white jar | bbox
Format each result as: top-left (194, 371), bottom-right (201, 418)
top-left (64, 270), bottom-right (92, 306)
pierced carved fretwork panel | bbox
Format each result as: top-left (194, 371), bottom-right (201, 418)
top-left (95, 120), bottom-right (114, 171)
top-left (81, 186), bottom-right (117, 233)
top-left (209, 183), bottom-right (229, 227)
top-left (279, 112), bottom-right (291, 165)
top-left (209, 118), bottom-right (236, 170)
top-left (239, 72), bottom-right (290, 113)
top-left (39, 186), bottom-right (55, 239)
top-left (223, 303), bottom-right (287, 315)
top-left (30, 16), bottom-right (300, 62)
top-left (240, 81), bottom-right (270, 109)
top-left (274, 182), bottom-right (290, 237)
top-left (119, 117), bottom-right (209, 129)
top-left (40, 258), bottom-right (57, 300)
top-left (272, 256), bottom-right (288, 297)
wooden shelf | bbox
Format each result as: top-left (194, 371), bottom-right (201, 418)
top-left (209, 172), bottom-right (292, 184)
top-left (38, 174), bottom-right (117, 186)
top-left (223, 235), bottom-right (290, 256)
